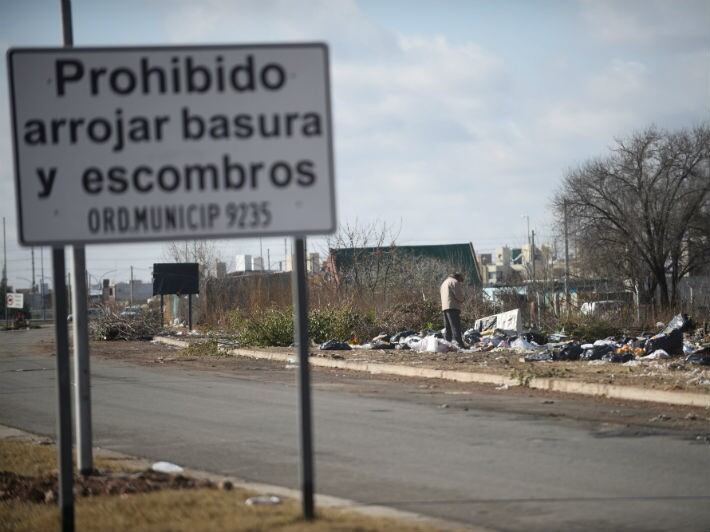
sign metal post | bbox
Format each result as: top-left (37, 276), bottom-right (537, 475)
top-left (292, 237), bottom-right (314, 519)
top-left (71, 246), bottom-right (93, 474)
top-left (52, 247), bottom-right (74, 532)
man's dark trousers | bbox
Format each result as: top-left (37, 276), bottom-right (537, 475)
top-left (443, 309), bottom-right (465, 346)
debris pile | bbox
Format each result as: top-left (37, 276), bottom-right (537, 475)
top-left (90, 309), bottom-right (162, 341)
top-left (317, 311), bottom-right (710, 371)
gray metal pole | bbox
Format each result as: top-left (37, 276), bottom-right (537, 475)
top-left (130, 266), bottom-right (134, 305)
top-left (563, 201), bottom-right (570, 311)
top-left (41, 248), bottom-right (46, 320)
top-left (31, 247), bottom-right (36, 293)
top-left (292, 237), bottom-right (314, 519)
top-left (188, 293), bottom-right (192, 331)
top-left (3, 217), bottom-right (7, 329)
top-left (71, 246), bottom-right (93, 474)
top-left (52, 247), bottom-right (74, 532)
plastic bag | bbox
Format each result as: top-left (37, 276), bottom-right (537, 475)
top-left (662, 314), bottom-right (693, 335)
top-left (581, 344), bottom-right (614, 360)
top-left (555, 343), bottom-right (583, 361)
top-left (319, 339), bottom-right (352, 350)
top-left (644, 329), bottom-right (682, 356)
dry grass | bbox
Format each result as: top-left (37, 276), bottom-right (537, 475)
top-left (1, 490), bottom-right (438, 532)
top-left (0, 439), bottom-right (132, 476)
top-left (0, 439), bottom-right (439, 532)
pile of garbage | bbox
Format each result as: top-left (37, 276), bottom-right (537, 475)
top-left (318, 313), bottom-right (710, 367)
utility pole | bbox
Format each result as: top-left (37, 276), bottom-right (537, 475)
top-left (531, 229), bottom-right (538, 327)
top-left (267, 249), bottom-right (271, 271)
top-left (259, 237), bottom-right (263, 269)
top-left (40, 248), bottom-right (46, 320)
top-left (31, 247), bottom-right (36, 293)
top-left (563, 201), bottom-right (570, 312)
top-left (129, 266), bottom-right (134, 305)
top-left (530, 229), bottom-right (535, 284)
top-left (284, 238), bottom-right (288, 271)
top-left (2, 217), bottom-right (7, 329)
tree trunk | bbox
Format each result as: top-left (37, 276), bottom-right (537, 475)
top-left (656, 268), bottom-right (671, 309)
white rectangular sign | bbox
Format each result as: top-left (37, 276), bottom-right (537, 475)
top-left (6, 293), bottom-right (24, 309)
top-left (7, 43), bottom-right (336, 245)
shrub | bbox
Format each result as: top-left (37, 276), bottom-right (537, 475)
top-left (557, 316), bottom-right (622, 341)
top-left (378, 299), bottom-right (441, 334)
top-left (235, 307), bottom-right (294, 347)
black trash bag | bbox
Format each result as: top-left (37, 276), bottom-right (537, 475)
top-left (391, 330), bottom-right (417, 343)
top-left (524, 351), bottom-right (554, 362)
top-left (581, 344), bottom-right (614, 361)
top-left (319, 339), bottom-right (352, 350)
top-left (645, 328), bottom-right (683, 356)
top-left (395, 343), bottom-right (410, 351)
top-left (685, 346), bottom-right (710, 365)
top-left (554, 343), bottom-right (583, 361)
top-left (523, 331), bottom-right (548, 345)
top-left (463, 330), bottom-right (481, 344)
top-left (370, 339), bottom-right (396, 350)
top-left (602, 352), bottom-right (634, 363)
top-left (662, 314), bottom-right (694, 335)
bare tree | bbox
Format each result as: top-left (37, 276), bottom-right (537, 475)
top-left (553, 125), bottom-right (710, 308)
top-left (323, 219), bottom-right (401, 300)
top-left (162, 240), bottom-right (222, 286)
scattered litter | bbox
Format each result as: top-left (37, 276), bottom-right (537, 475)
top-left (524, 351), bottom-right (553, 362)
top-left (319, 339), bottom-right (351, 350)
top-left (495, 384), bottom-right (509, 391)
top-left (510, 337), bottom-right (538, 352)
top-left (414, 336), bottom-right (457, 353)
top-left (602, 352), bottom-right (634, 363)
top-left (151, 461), bottom-right (184, 474)
top-left (245, 495), bottom-right (282, 506)
top-left (641, 349), bottom-right (670, 360)
top-left (649, 414), bottom-right (671, 422)
top-left (581, 345), bottom-right (614, 361)
top-left (685, 347), bottom-right (710, 366)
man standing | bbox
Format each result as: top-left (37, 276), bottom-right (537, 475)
top-left (440, 272), bottom-right (465, 347)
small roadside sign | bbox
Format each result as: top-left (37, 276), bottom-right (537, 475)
top-left (7, 43), bottom-right (336, 245)
top-left (6, 293), bottom-right (24, 309)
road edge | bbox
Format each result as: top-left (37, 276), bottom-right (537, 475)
top-left (154, 336), bottom-right (710, 408)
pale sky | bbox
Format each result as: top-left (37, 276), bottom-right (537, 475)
top-left (1, 0), bottom-right (708, 288)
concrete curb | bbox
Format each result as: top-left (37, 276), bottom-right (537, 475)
top-left (0, 423), bottom-right (475, 531)
top-left (153, 336), bottom-right (710, 408)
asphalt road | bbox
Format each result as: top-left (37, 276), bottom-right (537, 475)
top-left (1, 328), bottom-right (709, 531)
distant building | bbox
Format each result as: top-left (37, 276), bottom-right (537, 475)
top-left (109, 280), bottom-right (153, 303)
top-left (215, 261), bottom-right (227, 279)
top-left (282, 255), bottom-right (293, 272)
top-left (253, 257), bottom-right (264, 271)
top-left (235, 254), bottom-right (252, 272)
top-left (327, 243), bottom-right (482, 287)
top-left (307, 253), bottom-right (320, 273)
